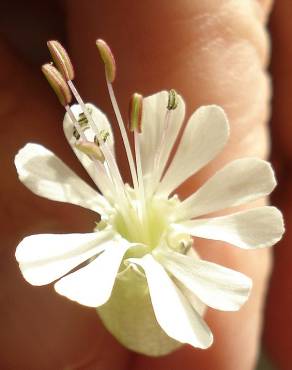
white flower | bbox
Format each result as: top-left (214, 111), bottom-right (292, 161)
top-left (15, 91), bottom-right (284, 357)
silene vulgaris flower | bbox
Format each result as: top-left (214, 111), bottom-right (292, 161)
top-left (15, 40), bottom-right (284, 356)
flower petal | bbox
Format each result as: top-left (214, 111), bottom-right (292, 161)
top-left (16, 230), bottom-right (115, 285)
top-left (157, 105), bottom-right (229, 196)
top-left (159, 250), bottom-right (252, 311)
top-left (174, 206), bottom-right (284, 249)
top-left (15, 143), bottom-right (110, 214)
top-left (131, 254), bottom-right (213, 349)
top-left (176, 158), bottom-right (276, 220)
top-left (139, 91), bottom-right (185, 193)
top-left (175, 279), bottom-right (206, 316)
top-left (98, 265), bottom-right (182, 356)
top-left (63, 103), bottom-right (115, 198)
top-left (54, 241), bottom-right (131, 307)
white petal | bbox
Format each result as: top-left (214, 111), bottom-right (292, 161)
top-left (158, 105), bottom-right (229, 196)
top-left (63, 103), bottom-right (115, 198)
top-left (54, 242), bottom-right (131, 307)
top-left (176, 158), bottom-right (276, 220)
top-left (175, 280), bottom-right (206, 317)
top-left (139, 91), bottom-right (186, 193)
top-left (131, 254), bottom-right (213, 349)
top-left (159, 250), bottom-right (252, 311)
top-left (16, 230), bottom-right (115, 285)
top-left (174, 206), bottom-right (284, 249)
top-left (98, 264), bottom-right (182, 356)
top-left (15, 143), bottom-right (110, 214)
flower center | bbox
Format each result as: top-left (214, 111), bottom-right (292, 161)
top-left (113, 194), bottom-right (177, 249)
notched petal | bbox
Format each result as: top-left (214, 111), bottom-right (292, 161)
top-left (16, 230), bottom-right (114, 286)
top-left (54, 242), bottom-right (131, 307)
top-left (14, 143), bottom-right (110, 214)
top-left (174, 206), bottom-right (284, 249)
top-left (158, 105), bottom-right (230, 196)
top-left (131, 254), bottom-right (213, 349)
top-left (177, 157), bottom-right (276, 220)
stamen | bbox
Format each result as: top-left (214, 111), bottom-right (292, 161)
top-left (132, 95), bottom-right (146, 201)
top-left (65, 105), bottom-right (85, 140)
top-left (43, 39), bottom-right (143, 238)
top-left (96, 41), bottom-right (139, 197)
top-left (167, 89), bottom-right (179, 110)
top-left (46, 40), bottom-right (120, 190)
top-left (134, 129), bottom-right (148, 233)
top-left (75, 140), bottom-right (105, 162)
top-left (180, 239), bottom-right (193, 254)
top-left (149, 90), bottom-right (179, 195)
top-left (42, 64), bottom-right (72, 106)
top-left (156, 90), bottom-right (179, 165)
top-left (94, 130), bottom-right (110, 146)
top-left (106, 80), bottom-right (140, 198)
top-left (67, 87), bottom-right (138, 234)
top-left (47, 40), bottom-right (75, 81)
top-left (67, 79), bottom-right (128, 201)
top-left (96, 40), bottom-right (145, 230)
top-left (129, 93), bottom-right (143, 133)
top-left (49, 38), bottom-right (126, 197)
top-left (129, 93), bottom-right (145, 199)
top-left (73, 110), bottom-right (93, 140)
top-left (96, 39), bottom-right (116, 83)
top-left (150, 110), bottom-right (171, 194)
top-left (65, 104), bottom-right (118, 200)
top-left (78, 110), bottom-right (92, 128)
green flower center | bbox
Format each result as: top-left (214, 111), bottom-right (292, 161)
top-left (114, 195), bottom-right (176, 249)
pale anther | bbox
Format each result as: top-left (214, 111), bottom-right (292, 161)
top-left (75, 140), bottom-right (105, 162)
top-left (41, 64), bottom-right (72, 106)
top-left (96, 39), bottom-right (116, 83)
top-left (47, 40), bottom-right (75, 81)
top-left (129, 93), bottom-right (143, 133)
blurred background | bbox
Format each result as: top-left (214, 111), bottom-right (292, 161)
top-left (0, 1), bottom-right (290, 369)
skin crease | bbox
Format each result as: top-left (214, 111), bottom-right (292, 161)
top-left (0, 0), bottom-right (286, 369)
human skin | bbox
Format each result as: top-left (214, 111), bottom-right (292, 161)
top-left (0, 0), bottom-right (287, 369)
top-left (263, 1), bottom-right (292, 369)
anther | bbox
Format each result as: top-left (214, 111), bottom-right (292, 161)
top-left (101, 130), bottom-right (110, 142)
top-left (72, 109), bottom-right (95, 140)
top-left (180, 239), bottom-right (193, 254)
top-left (129, 93), bottom-right (143, 133)
top-left (47, 40), bottom-right (75, 81)
top-left (94, 130), bottom-right (110, 145)
top-left (96, 39), bottom-right (116, 83)
top-left (75, 140), bottom-right (105, 162)
top-left (73, 127), bottom-right (80, 140)
top-left (42, 64), bottom-right (72, 106)
top-left (167, 89), bottom-right (179, 110)
top-left (78, 109), bottom-right (92, 127)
